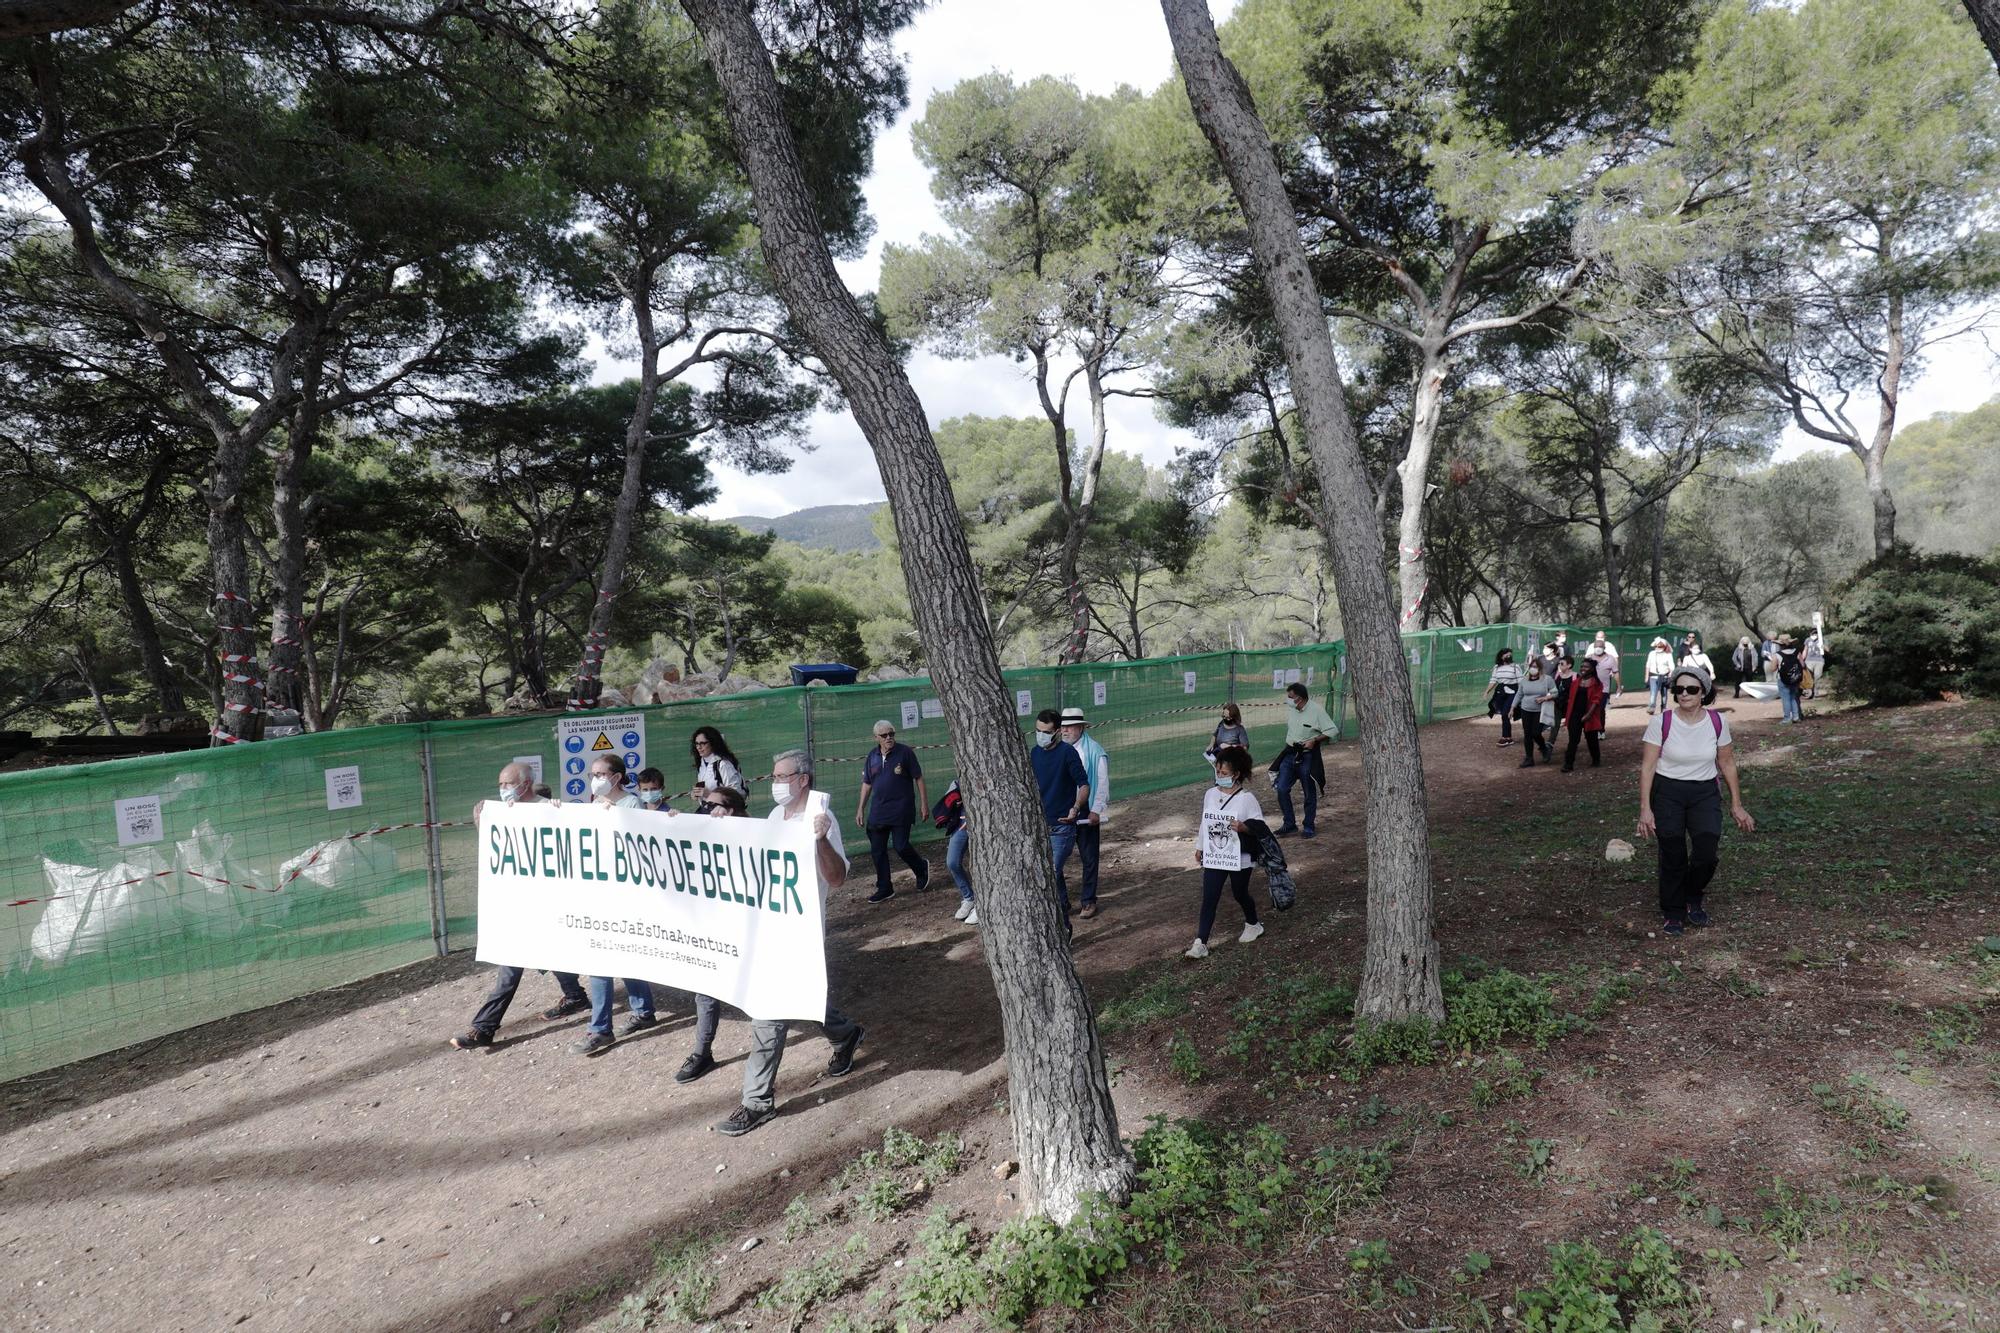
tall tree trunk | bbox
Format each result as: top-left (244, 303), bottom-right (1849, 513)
top-left (571, 277), bottom-right (663, 708)
top-left (1964, 0), bottom-right (2000, 75)
top-left (1860, 277), bottom-right (1904, 557)
top-left (1589, 451), bottom-right (1624, 624)
top-left (1160, 0), bottom-right (1443, 1022)
top-left (1394, 346), bottom-right (1447, 629)
top-left (1648, 494), bottom-right (1669, 624)
top-left (105, 529), bottom-right (183, 713)
top-left (682, 0), bottom-right (1133, 1221)
top-left (269, 384), bottom-right (321, 719)
top-left (71, 643), bottom-right (119, 735)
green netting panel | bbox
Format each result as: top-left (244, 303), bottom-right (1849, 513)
top-left (0, 728), bottom-right (434, 1081)
top-left (0, 620), bottom-right (1690, 1084)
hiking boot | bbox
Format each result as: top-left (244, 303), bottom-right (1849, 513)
top-left (448, 1030), bottom-right (493, 1051)
top-left (1274, 825), bottom-right (1298, 838)
top-left (913, 861), bottom-right (933, 892)
top-left (675, 1050), bottom-right (716, 1084)
top-left (953, 900), bottom-right (974, 922)
top-left (1662, 918), bottom-right (1685, 938)
top-left (1686, 907), bottom-right (1711, 928)
top-left (1301, 827), bottom-right (1316, 839)
top-left (1079, 903), bottom-right (1099, 920)
top-left (825, 1027), bottom-right (865, 1077)
top-left (1238, 922), bottom-right (1265, 944)
top-left (866, 887), bottom-right (896, 904)
top-left (572, 1031), bottom-right (615, 1056)
top-left (540, 996), bottom-right (590, 1021)
top-left (1519, 756), bottom-right (1535, 768)
top-left (1184, 938), bottom-right (1210, 959)
top-left (718, 1103), bottom-right (776, 1137)
top-left (616, 1014), bottom-right (659, 1037)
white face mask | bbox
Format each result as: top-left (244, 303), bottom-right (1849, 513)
top-left (589, 775), bottom-right (617, 799)
top-left (638, 788), bottom-right (664, 805)
top-left (499, 784), bottom-right (523, 803)
top-left (1034, 731), bottom-right (1056, 748)
top-left (770, 780), bottom-right (794, 806)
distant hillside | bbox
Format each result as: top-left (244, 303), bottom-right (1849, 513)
top-left (725, 501), bottom-right (885, 552)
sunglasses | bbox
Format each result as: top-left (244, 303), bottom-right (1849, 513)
top-left (875, 731), bottom-right (895, 738)
top-left (700, 802), bottom-right (731, 814)
top-left (1671, 685), bottom-right (1704, 697)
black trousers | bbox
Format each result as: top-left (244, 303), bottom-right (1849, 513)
top-left (1564, 724), bottom-right (1601, 768)
top-left (1491, 689), bottom-right (1516, 739)
top-left (1652, 775), bottom-right (1722, 920)
top-left (470, 965), bottom-right (585, 1037)
top-left (1520, 715), bottom-right (1545, 763)
top-left (865, 821), bottom-right (928, 893)
top-left (1197, 865), bottom-right (1258, 942)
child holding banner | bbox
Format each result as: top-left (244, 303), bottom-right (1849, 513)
top-left (1186, 747), bottom-right (1265, 959)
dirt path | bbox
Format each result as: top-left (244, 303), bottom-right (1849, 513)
top-left (0, 693), bottom-right (1791, 1332)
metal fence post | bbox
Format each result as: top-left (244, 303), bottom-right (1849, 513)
top-left (419, 731), bottom-right (450, 956)
top-left (801, 684), bottom-right (815, 768)
top-left (1226, 650), bottom-right (1237, 706)
top-left (1423, 636), bottom-right (1437, 724)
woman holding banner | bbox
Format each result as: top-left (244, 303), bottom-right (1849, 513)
top-left (1186, 747), bottom-right (1265, 959)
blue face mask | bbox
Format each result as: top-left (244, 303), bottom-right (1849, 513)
top-left (1035, 731), bottom-right (1056, 748)
top-left (1214, 774), bottom-right (1236, 789)
top-left (638, 788), bottom-right (664, 805)
top-left (499, 784), bottom-right (523, 803)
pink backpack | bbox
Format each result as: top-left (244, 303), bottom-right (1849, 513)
top-left (1659, 709), bottom-right (1723, 743)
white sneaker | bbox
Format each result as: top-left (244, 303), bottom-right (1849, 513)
top-left (953, 900), bottom-right (973, 921)
top-left (965, 909), bottom-right (979, 925)
top-left (1238, 922), bottom-right (1265, 944)
top-left (1184, 938), bottom-right (1209, 959)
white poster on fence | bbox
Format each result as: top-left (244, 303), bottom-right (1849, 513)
top-left (900, 699), bottom-right (921, 731)
top-left (554, 712), bottom-right (647, 803)
top-left (476, 801), bottom-right (827, 1021)
top-left (1200, 810), bottom-right (1244, 871)
top-left (324, 765), bottom-right (364, 811)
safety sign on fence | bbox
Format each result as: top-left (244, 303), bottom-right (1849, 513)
top-left (554, 712), bottom-right (647, 802)
top-left (475, 800), bottom-right (827, 1020)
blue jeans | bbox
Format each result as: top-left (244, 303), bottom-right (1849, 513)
top-left (1648, 677), bottom-right (1669, 711)
top-left (945, 827), bottom-right (973, 902)
top-left (1778, 680), bottom-right (1802, 722)
top-left (1048, 822), bottom-right (1077, 936)
top-left (587, 976), bottom-right (655, 1035)
top-left (1274, 750), bottom-right (1317, 832)
top-left (1073, 821), bottom-right (1101, 906)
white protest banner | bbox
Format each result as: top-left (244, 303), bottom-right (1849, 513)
top-left (476, 802), bottom-right (827, 1021)
top-left (115, 795), bottom-right (164, 847)
top-left (555, 712), bottom-right (646, 802)
top-left (324, 765), bottom-right (364, 811)
top-left (900, 699), bottom-right (921, 731)
top-left (1200, 810), bottom-right (1243, 871)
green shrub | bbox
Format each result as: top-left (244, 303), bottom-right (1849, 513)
top-left (1444, 968), bottom-right (1569, 1051)
top-left (896, 1209), bottom-right (984, 1325)
top-left (1513, 1228), bottom-right (1694, 1333)
top-left (1832, 546), bottom-right (2000, 704)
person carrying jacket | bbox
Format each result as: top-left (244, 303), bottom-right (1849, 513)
top-left (1561, 656), bottom-right (1606, 772)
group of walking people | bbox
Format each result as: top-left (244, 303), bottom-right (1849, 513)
top-left (1484, 630), bottom-right (1625, 772)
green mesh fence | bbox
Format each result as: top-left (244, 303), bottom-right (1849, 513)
top-left (0, 620), bottom-right (1685, 1082)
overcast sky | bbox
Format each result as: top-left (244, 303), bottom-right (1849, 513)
top-left (658, 0), bottom-right (1996, 519)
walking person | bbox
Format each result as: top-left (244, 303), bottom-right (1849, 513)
top-left (1594, 631), bottom-right (1623, 700)
top-left (1272, 682), bottom-right (1336, 838)
top-left (1030, 709), bottom-right (1090, 940)
top-left (1683, 638), bottom-right (1714, 679)
top-left (1547, 655), bottom-right (1575, 756)
top-left (1774, 634), bottom-right (1806, 723)
top-left (1185, 746), bottom-right (1264, 959)
top-left (574, 753), bottom-right (660, 1055)
top-left (1730, 636), bottom-right (1758, 699)
top-left (856, 720), bottom-right (930, 903)
top-left (1644, 637), bottom-right (1676, 715)
top-left (690, 726), bottom-right (748, 805)
top-left (1485, 648), bottom-right (1522, 747)
top-left (932, 780), bottom-right (976, 924)
top-left (1059, 707), bottom-right (1110, 919)
top-left (1207, 703), bottom-right (1251, 767)
top-left (448, 763), bottom-right (590, 1049)
top-left (1636, 664), bottom-right (1755, 937)
top-left (699, 751), bottom-right (866, 1135)
top-left (1515, 656), bottom-right (1554, 768)
top-left (1561, 654), bottom-right (1607, 773)
top-left (1804, 632), bottom-right (1826, 699)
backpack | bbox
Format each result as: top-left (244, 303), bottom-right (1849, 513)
top-left (1778, 654), bottom-right (1804, 687)
top-left (1658, 709), bottom-right (1723, 744)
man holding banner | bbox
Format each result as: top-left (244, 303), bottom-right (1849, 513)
top-left (474, 746), bottom-right (860, 1135)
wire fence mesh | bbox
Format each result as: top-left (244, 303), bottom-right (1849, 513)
top-left (0, 620), bottom-right (1684, 1082)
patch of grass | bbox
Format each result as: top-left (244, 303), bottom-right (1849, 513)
top-left (1759, 1175), bottom-right (1844, 1258)
top-left (1510, 1227), bottom-right (1699, 1333)
top-left (1918, 1002), bottom-right (1985, 1058)
top-left (896, 1209), bottom-right (984, 1326)
top-left (1470, 1054), bottom-right (1543, 1108)
top-left (1098, 972), bottom-right (1194, 1036)
top-left (832, 1126), bottom-right (965, 1223)
top-left (1167, 1030), bottom-right (1206, 1084)
top-left (756, 1234), bottom-right (868, 1331)
top-left (1722, 971), bottom-right (1769, 999)
top-left (1580, 973), bottom-right (1636, 1021)
top-left (1442, 967), bottom-right (1570, 1051)
top-left (611, 1231), bottom-right (718, 1330)
top-left (1810, 1073), bottom-right (1909, 1137)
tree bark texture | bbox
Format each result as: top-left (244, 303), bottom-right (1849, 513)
top-left (680, 0), bottom-right (1132, 1220)
top-left (1590, 452), bottom-right (1624, 625)
top-left (268, 383), bottom-right (322, 719)
top-left (1159, 0), bottom-right (1443, 1022)
top-left (1965, 0), bottom-right (2000, 76)
top-left (1863, 281), bottom-right (1905, 556)
top-left (1394, 349), bottom-right (1447, 627)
